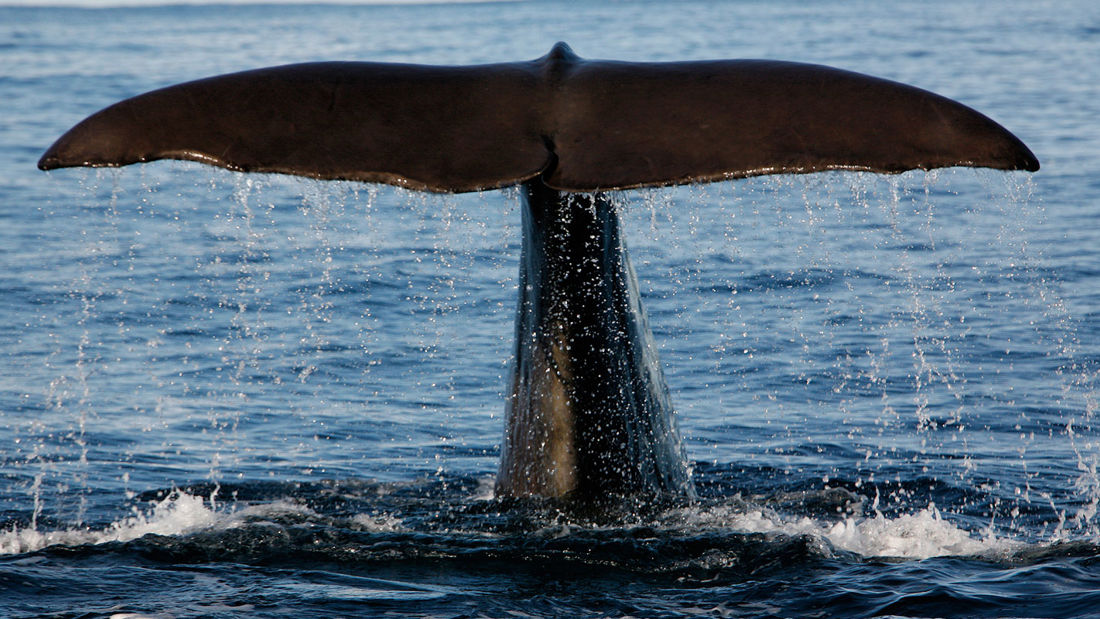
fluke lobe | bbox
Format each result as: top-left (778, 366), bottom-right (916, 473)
top-left (39, 43), bottom-right (1039, 503)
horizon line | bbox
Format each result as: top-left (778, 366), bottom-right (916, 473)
top-left (0, 0), bottom-right (519, 7)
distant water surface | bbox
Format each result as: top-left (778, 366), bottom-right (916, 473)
top-left (3, 1), bottom-right (1100, 617)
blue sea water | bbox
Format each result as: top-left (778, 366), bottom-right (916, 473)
top-left (3, 0), bottom-right (1100, 616)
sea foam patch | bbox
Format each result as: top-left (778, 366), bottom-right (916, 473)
top-left (0, 491), bottom-right (312, 555)
top-left (820, 508), bottom-right (1010, 558)
top-left (679, 504), bottom-right (1021, 560)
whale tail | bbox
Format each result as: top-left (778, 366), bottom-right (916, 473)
top-left (39, 42), bottom-right (1037, 192)
top-left (38, 43), bottom-right (1038, 501)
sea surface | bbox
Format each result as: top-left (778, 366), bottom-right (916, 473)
top-left (3, 1), bottom-right (1100, 617)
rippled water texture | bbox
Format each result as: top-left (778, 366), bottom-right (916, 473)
top-left (3, 1), bottom-right (1100, 617)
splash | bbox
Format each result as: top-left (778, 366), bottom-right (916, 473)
top-left (0, 491), bottom-right (313, 556)
top-left (1, 491), bottom-right (216, 555)
top-left (820, 508), bottom-right (1013, 558)
top-left (670, 503), bottom-right (1019, 560)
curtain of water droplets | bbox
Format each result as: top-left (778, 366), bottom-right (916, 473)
top-left (11, 167), bottom-right (1099, 539)
top-left (619, 170), bottom-right (1097, 536)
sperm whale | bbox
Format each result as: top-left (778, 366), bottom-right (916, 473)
top-left (39, 42), bottom-right (1038, 501)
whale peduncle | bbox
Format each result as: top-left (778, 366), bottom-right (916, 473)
top-left (496, 179), bottom-right (694, 501)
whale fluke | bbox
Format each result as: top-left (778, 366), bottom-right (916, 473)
top-left (39, 42), bottom-right (1037, 192)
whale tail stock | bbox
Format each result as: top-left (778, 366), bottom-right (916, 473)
top-left (39, 43), bottom-right (1038, 502)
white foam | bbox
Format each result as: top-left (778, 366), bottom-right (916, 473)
top-left (350, 513), bottom-right (405, 532)
top-left (1, 492), bottom-right (215, 555)
top-left (677, 504), bottom-right (1020, 560)
top-left (820, 508), bottom-right (1009, 559)
top-left (0, 491), bottom-right (313, 556)
top-left (470, 475), bottom-right (497, 501)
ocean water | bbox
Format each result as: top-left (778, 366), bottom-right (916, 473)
top-left (3, 1), bottom-right (1100, 617)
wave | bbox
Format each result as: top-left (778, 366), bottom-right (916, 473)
top-left (0, 0), bottom-right (518, 8)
